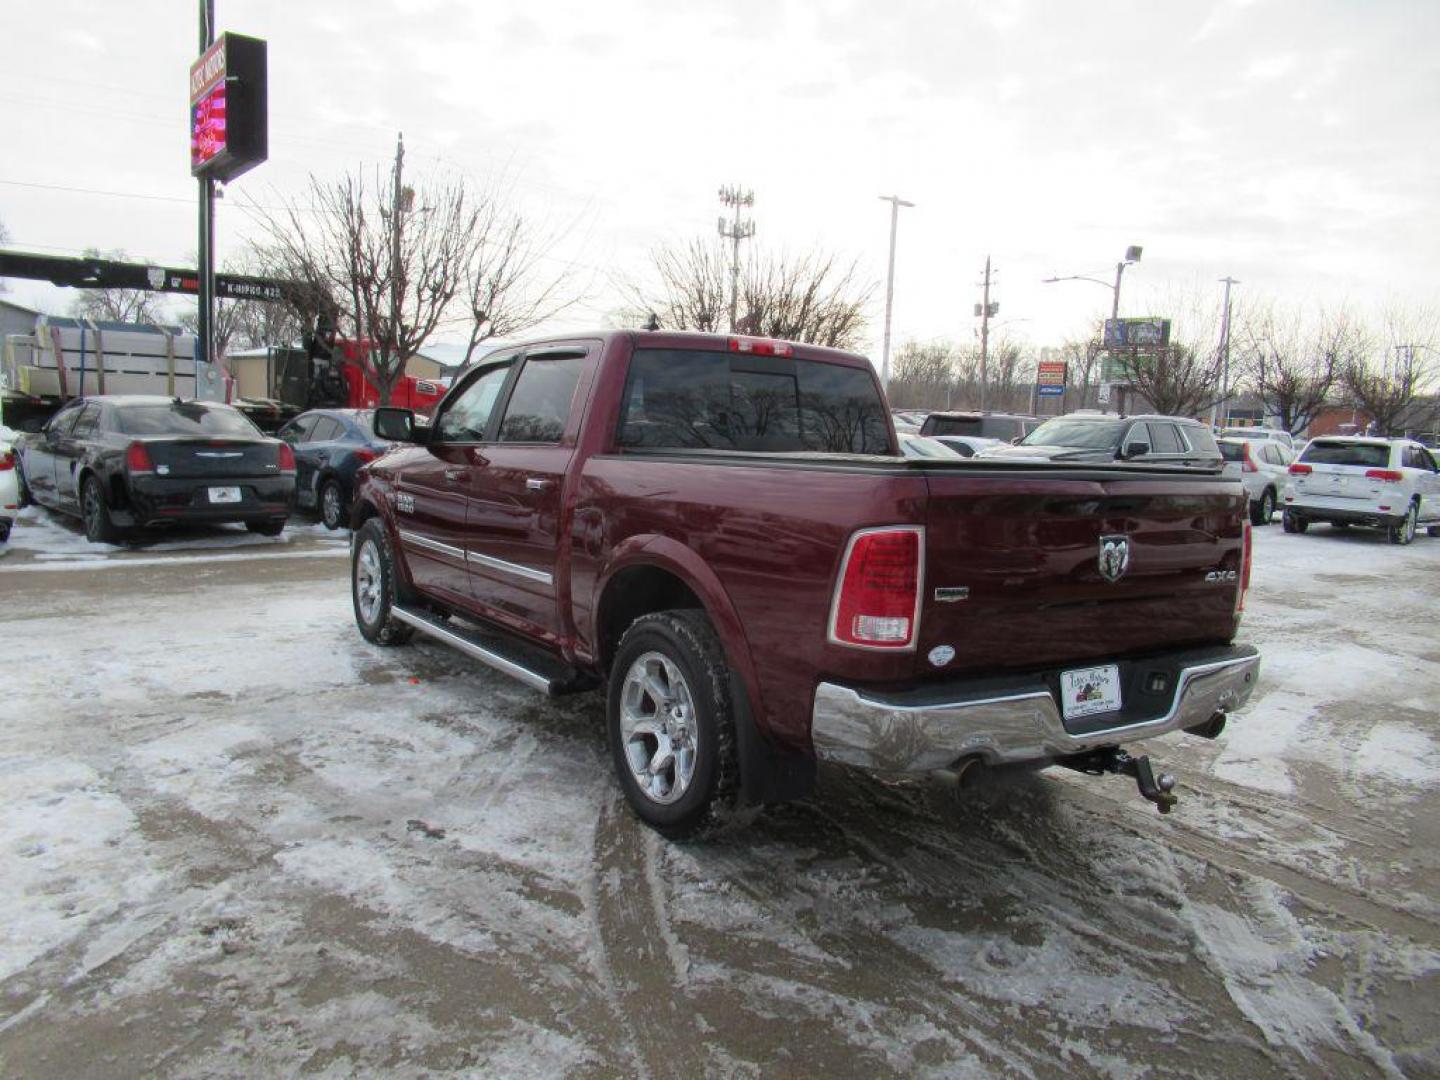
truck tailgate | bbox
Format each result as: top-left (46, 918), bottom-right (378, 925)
top-left (917, 469), bottom-right (1245, 678)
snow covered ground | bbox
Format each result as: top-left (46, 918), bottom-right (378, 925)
top-left (0, 509), bottom-right (1437, 1077)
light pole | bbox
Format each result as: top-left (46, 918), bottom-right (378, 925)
top-left (1213, 276), bottom-right (1240, 428)
top-left (878, 195), bottom-right (914, 393)
top-left (1043, 244), bottom-right (1142, 412)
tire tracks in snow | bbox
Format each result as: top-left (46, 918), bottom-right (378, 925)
top-left (586, 791), bottom-right (701, 1079)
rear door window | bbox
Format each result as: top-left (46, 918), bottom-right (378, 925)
top-left (308, 417), bottom-right (343, 443)
top-left (1147, 423), bottom-right (1184, 454)
top-left (498, 350), bottom-right (586, 444)
top-left (617, 349), bottom-right (890, 454)
top-left (1300, 441), bottom-right (1391, 468)
top-left (1218, 442), bottom-right (1244, 462)
top-left (69, 403), bottom-right (102, 439)
top-left (281, 415), bottom-right (318, 443)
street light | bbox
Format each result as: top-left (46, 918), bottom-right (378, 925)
top-left (878, 195), bottom-right (914, 393)
top-left (1043, 245), bottom-right (1143, 412)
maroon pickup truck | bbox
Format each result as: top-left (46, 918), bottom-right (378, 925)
top-left (350, 331), bottom-right (1259, 836)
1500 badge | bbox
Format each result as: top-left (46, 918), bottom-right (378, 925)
top-left (395, 492), bottom-right (415, 514)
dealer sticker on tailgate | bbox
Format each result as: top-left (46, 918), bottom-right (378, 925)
top-left (1060, 664), bottom-right (1122, 720)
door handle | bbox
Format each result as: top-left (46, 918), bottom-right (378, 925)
top-left (443, 468), bottom-right (465, 482)
top-left (525, 477), bottom-right (553, 492)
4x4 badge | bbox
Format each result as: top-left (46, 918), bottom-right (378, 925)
top-left (1098, 535), bottom-right (1130, 583)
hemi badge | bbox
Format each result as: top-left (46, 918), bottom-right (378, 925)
top-left (934, 587), bottom-right (970, 603)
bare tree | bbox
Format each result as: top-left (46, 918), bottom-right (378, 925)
top-left (0, 216), bottom-right (9, 295)
top-left (888, 340), bottom-right (956, 409)
top-left (1112, 342), bottom-right (1223, 417)
top-left (67, 248), bottom-right (167, 325)
top-left (1235, 304), bottom-right (1359, 435)
top-left (457, 207), bottom-right (576, 366)
top-left (250, 165), bottom-right (467, 402)
top-left (1342, 309), bottom-right (1439, 434)
top-left (633, 240), bottom-right (874, 350)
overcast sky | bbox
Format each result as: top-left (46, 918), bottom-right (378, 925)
top-left (2, 0), bottom-right (1438, 359)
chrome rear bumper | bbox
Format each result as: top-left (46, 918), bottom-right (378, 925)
top-left (811, 646), bottom-right (1260, 773)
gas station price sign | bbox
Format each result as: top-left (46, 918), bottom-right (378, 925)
top-left (189, 33), bottom-right (267, 183)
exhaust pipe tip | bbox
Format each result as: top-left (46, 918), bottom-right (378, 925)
top-left (1186, 713), bottom-right (1227, 740)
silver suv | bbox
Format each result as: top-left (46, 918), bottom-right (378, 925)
top-left (1282, 437), bottom-right (1440, 544)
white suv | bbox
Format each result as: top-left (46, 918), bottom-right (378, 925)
top-left (1218, 437), bottom-right (1291, 525)
top-left (1282, 436), bottom-right (1440, 544)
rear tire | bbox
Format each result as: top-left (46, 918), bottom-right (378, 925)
top-left (352, 518), bottom-right (415, 646)
top-left (1388, 502), bottom-right (1418, 546)
top-left (1427, 526), bottom-right (1440, 538)
top-left (320, 478), bottom-right (346, 531)
top-left (245, 518), bottom-right (286, 537)
top-left (607, 610), bottom-right (743, 839)
top-left (1250, 488), bottom-right (1276, 526)
top-left (1282, 510), bottom-right (1307, 534)
top-left (0, 518), bottom-right (10, 543)
top-left (16, 461), bottom-right (33, 508)
top-left (81, 476), bottom-right (123, 544)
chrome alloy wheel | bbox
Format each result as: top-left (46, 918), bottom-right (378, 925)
top-left (322, 483), bottom-right (342, 528)
top-left (355, 538), bottom-right (383, 624)
top-left (619, 651), bottom-right (699, 805)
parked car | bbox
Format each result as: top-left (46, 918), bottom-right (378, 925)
top-left (920, 411), bottom-right (1037, 443)
top-left (930, 434), bottom-right (1003, 458)
top-left (0, 430), bottom-right (19, 542)
top-left (897, 433), bottom-right (965, 459)
top-left (278, 409), bottom-right (393, 530)
top-left (1219, 426), bottom-right (1295, 452)
top-left (1217, 437), bottom-right (1291, 525)
top-left (978, 413), bottom-right (1224, 468)
top-left (1282, 436), bottom-right (1440, 544)
top-left (16, 395), bottom-right (296, 543)
top-left (347, 330), bottom-right (1258, 837)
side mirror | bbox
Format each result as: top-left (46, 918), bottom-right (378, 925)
top-left (1122, 441), bottom-right (1149, 460)
top-left (374, 406), bottom-right (421, 443)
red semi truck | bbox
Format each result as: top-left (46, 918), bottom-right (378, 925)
top-left (348, 331), bottom-right (1259, 837)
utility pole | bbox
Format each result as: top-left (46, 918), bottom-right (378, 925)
top-left (197, 0), bottom-right (216, 373)
top-left (717, 186), bottom-right (755, 332)
top-left (975, 256), bottom-right (998, 412)
top-left (1216, 275), bottom-right (1240, 427)
top-left (388, 132), bottom-right (406, 404)
top-left (877, 195), bottom-right (914, 393)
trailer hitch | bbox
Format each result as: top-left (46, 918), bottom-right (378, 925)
top-left (1059, 748), bottom-right (1178, 814)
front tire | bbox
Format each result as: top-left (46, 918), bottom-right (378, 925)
top-left (352, 518), bottom-right (415, 645)
top-left (319, 478), bottom-right (346, 531)
top-left (1389, 502), bottom-right (1418, 546)
top-left (81, 476), bottom-right (123, 544)
top-left (1282, 509), bottom-right (1308, 534)
top-left (607, 610), bottom-right (742, 839)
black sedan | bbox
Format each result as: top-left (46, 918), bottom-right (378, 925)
top-left (19, 395), bottom-right (296, 543)
top-left (278, 409), bottom-right (392, 530)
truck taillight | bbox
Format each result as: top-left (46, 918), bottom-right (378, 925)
top-left (829, 527), bottom-right (923, 650)
top-left (1365, 469), bottom-right (1403, 482)
top-left (1237, 522), bottom-right (1253, 616)
top-left (1288, 463), bottom-right (1312, 475)
top-left (353, 448), bottom-right (379, 465)
top-left (125, 442), bottom-right (154, 474)
top-left (1241, 444), bottom-right (1258, 473)
top-left (278, 443), bottom-right (296, 473)
top-left (0, 451), bottom-right (14, 472)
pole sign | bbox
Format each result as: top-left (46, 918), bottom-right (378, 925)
top-left (1103, 318), bottom-right (1170, 349)
top-left (190, 33), bottom-right (268, 183)
top-left (1036, 360), bottom-right (1067, 397)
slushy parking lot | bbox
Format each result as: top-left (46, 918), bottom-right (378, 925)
top-left (1, 509), bottom-right (1437, 1078)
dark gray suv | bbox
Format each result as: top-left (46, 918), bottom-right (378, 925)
top-left (977, 413), bottom-right (1224, 467)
